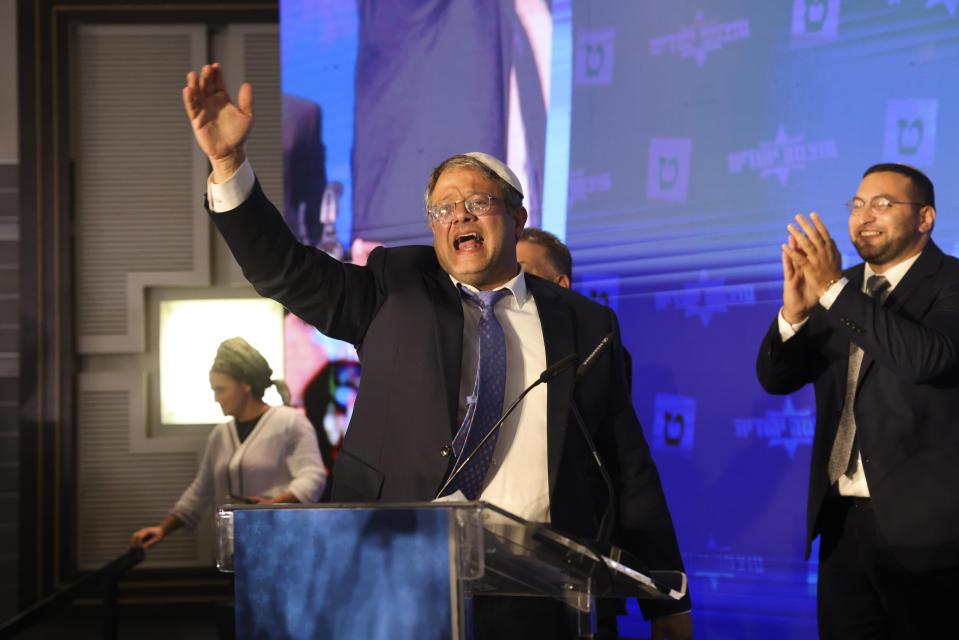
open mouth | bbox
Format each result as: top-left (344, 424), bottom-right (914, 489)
top-left (859, 230), bottom-right (882, 238)
top-left (454, 232), bottom-right (484, 252)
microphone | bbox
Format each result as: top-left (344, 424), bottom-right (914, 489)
top-left (576, 331), bottom-right (614, 378)
top-left (570, 331), bottom-right (617, 544)
top-left (540, 352), bottom-right (578, 383)
top-left (434, 352), bottom-right (578, 500)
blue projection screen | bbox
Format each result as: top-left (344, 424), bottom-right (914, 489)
top-left (280, 1), bottom-right (959, 637)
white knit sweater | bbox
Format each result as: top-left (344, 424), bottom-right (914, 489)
top-left (172, 405), bottom-right (326, 528)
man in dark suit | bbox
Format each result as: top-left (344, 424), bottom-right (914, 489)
top-left (184, 63), bottom-right (691, 639)
top-left (757, 163), bottom-right (959, 639)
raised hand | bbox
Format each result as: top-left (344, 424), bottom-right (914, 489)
top-left (783, 212), bottom-right (843, 321)
top-left (780, 235), bottom-right (815, 324)
top-left (182, 62), bottom-right (253, 183)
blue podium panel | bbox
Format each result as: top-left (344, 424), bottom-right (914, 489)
top-left (234, 507), bottom-right (454, 640)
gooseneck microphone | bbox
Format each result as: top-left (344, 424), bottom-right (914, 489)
top-left (577, 331), bottom-right (613, 378)
top-left (569, 331), bottom-right (617, 544)
top-left (538, 352), bottom-right (579, 383)
top-left (434, 352), bottom-right (578, 500)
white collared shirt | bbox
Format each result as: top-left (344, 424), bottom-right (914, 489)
top-left (207, 158), bottom-right (256, 211)
top-left (453, 271), bottom-right (551, 522)
top-left (778, 252), bottom-right (922, 496)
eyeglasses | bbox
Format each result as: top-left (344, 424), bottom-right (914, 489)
top-left (427, 193), bottom-right (500, 224)
top-left (845, 196), bottom-right (926, 215)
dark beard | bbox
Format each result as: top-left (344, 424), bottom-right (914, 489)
top-left (852, 233), bottom-right (916, 267)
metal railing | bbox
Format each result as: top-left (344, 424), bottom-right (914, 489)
top-left (0, 547), bottom-right (145, 639)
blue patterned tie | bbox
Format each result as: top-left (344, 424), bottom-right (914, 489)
top-left (448, 288), bottom-right (510, 500)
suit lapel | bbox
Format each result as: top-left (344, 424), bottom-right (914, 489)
top-left (858, 242), bottom-right (943, 382)
top-left (527, 276), bottom-right (576, 496)
top-left (830, 265), bottom-right (866, 399)
top-left (883, 241), bottom-right (942, 315)
top-left (425, 270), bottom-right (464, 434)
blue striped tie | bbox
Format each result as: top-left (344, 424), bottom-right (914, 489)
top-left (448, 288), bottom-right (510, 500)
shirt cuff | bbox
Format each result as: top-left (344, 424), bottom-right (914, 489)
top-left (777, 307), bottom-right (808, 341)
top-left (818, 277), bottom-right (848, 310)
top-left (207, 158), bottom-right (255, 212)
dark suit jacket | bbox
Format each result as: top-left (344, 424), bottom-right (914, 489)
top-left (211, 181), bottom-right (688, 618)
top-left (757, 241), bottom-right (959, 571)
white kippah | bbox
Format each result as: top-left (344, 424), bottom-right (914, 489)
top-left (464, 151), bottom-right (524, 197)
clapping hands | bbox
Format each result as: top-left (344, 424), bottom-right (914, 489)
top-left (780, 212), bottom-right (843, 323)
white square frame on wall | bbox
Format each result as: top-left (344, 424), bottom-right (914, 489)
top-left (159, 297), bottom-right (286, 425)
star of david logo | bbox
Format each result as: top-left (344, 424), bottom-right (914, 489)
top-left (682, 269), bottom-right (726, 327)
top-left (681, 11), bottom-right (722, 67)
top-left (763, 397), bottom-right (814, 459)
top-left (693, 535), bottom-right (735, 590)
top-left (759, 125), bottom-right (804, 186)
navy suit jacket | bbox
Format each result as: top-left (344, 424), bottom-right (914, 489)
top-left (757, 241), bottom-right (959, 571)
top-left (211, 181), bottom-right (688, 617)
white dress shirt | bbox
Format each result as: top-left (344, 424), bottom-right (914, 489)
top-left (207, 158), bottom-right (256, 212)
top-left (778, 252), bottom-right (921, 496)
top-left (454, 272), bottom-right (551, 522)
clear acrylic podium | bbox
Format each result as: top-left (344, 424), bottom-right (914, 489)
top-left (215, 502), bottom-right (686, 640)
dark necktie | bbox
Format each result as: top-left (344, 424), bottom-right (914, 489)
top-left (827, 274), bottom-right (891, 484)
top-left (447, 288), bottom-right (510, 500)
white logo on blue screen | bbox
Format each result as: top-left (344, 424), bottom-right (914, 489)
top-left (691, 537), bottom-right (765, 590)
top-left (654, 270), bottom-right (756, 328)
top-left (650, 11), bottom-right (749, 67)
top-left (647, 138), bottom-right (691, 202)
top-left (735, 397), bottom-right (814, 459)
top-left (883, 99), bottom-right (938, 166)
top-left (791, 0), bottom-right (840, 39)
top-left (728, 125), bottom-right (838, 186)
top-left (575, 28), bottom-right (615, 85)
top-left (568, 169), bottom-right (612, 203)
top-left (926, 0), bottom-right (959, 16)
top-left (652, 393), bottom-right (695, 457)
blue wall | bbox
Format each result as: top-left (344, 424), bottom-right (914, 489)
top-left (281, 1), bottom-right (959, 636)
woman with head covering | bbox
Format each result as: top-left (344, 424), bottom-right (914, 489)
top-left (131, 337), bottom-right (326, 549)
